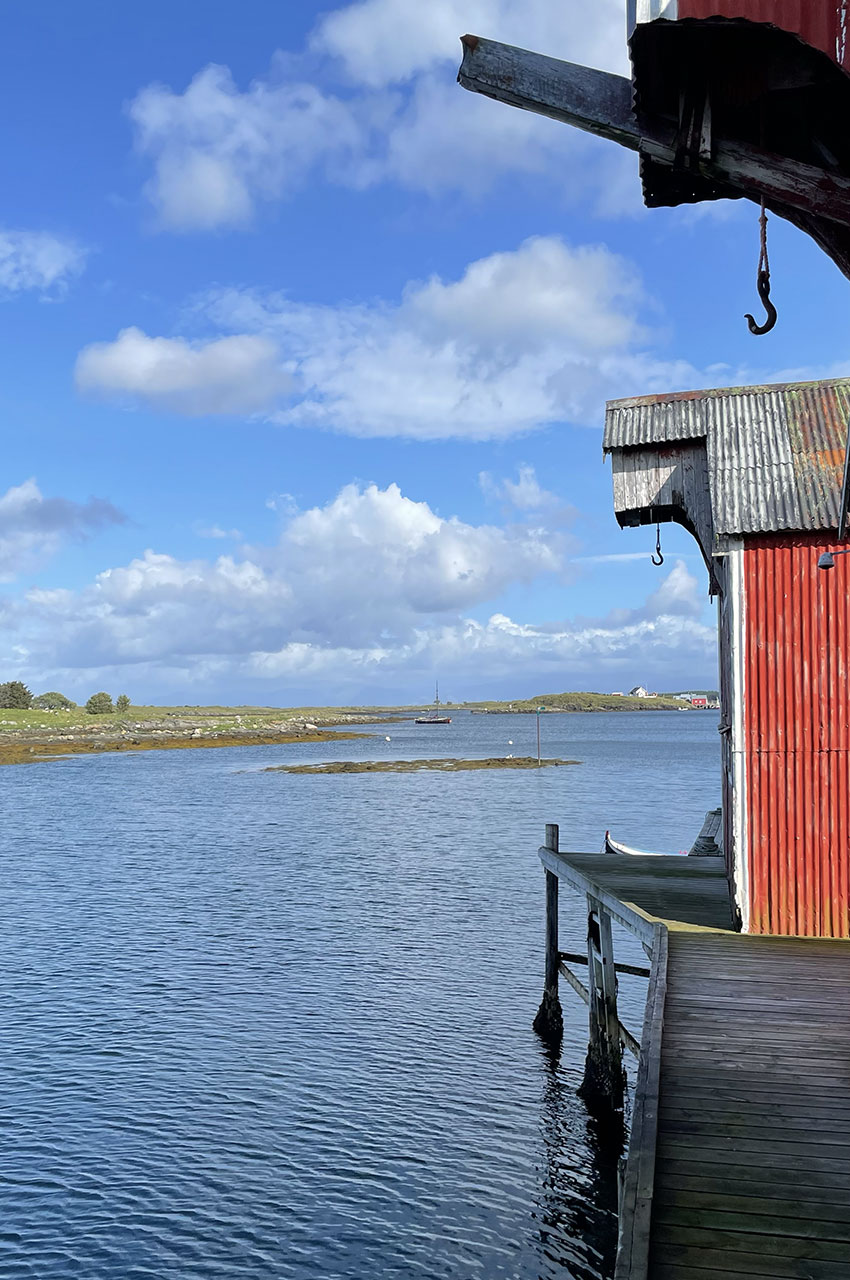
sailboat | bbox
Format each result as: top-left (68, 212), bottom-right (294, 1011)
top-left (415, 682), bottom-right (452, 724)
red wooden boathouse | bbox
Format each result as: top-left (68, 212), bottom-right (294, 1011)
top-left (461, 6), bottom-right (850, 1271)
top-left (604, 376), bottom-right (850, 937)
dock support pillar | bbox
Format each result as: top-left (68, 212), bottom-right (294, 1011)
top-left (581, 895), bottom-right (625, 1112)
top-left (533, 824), bottom-right (563, 1042)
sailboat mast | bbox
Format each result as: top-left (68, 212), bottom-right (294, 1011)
top-left (435, 680), bottom-right (439, 710)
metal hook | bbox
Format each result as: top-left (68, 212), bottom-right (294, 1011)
top-left (651, 522), bottom-right (664, 566)
top-left (744, 268), bottom-right (777, 336)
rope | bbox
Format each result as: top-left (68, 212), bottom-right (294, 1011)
top-left (744, 199), bottom-right (777, 335)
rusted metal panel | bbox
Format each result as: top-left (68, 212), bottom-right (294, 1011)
top-left (604, 377), bottom-right (850, 537)
top-left (743, 533), bottom-right (850, 936)
top-left (677, 1), bottom-right (850, 69)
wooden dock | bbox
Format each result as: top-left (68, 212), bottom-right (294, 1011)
top-left (534, 837), bottom-right (850, 1279)
top-left (651, 931), bottom-right (850, 1279)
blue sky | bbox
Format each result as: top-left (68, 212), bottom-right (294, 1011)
top-left (2, 0), bottom-right (848, 705)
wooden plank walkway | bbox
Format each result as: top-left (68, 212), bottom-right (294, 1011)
top-left (651, 931), bottom-right (850, 1279)
top-left (547, 850), bottom-right (850, 1278)
top-left (552, 852), bottom-right (736, 932)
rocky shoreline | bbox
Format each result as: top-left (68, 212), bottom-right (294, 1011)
top-left (0, 713), bottom-right (385, 766)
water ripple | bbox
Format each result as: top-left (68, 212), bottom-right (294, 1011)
top-left (0, 712), bottom-right (719, 1278)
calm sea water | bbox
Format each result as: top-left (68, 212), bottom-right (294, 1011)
top-left (0, 711), bottom-right (719, 1280)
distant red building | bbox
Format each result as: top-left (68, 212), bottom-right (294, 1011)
top-left (604, 377), bottom-right (850, 938)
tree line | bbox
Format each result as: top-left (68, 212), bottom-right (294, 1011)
top-left (0, 682), bottom-right (131, 714)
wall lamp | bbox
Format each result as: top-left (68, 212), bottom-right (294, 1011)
top-left (817, 549), bottom-right (850, 570)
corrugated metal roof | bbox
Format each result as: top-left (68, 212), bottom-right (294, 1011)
top-left (604, 377), bottom-right (850, 535)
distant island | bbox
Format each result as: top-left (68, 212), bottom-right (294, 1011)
top-left (462, 689), bottom-right (720, 714)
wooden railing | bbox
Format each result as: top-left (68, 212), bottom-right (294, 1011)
top-left (533, 824), bottom-right (668, 1280)
top-left (614, 922), bottom-right (667, 1280)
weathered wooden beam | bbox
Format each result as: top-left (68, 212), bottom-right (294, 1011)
top-left (619, 1020), bottom-right (641, 1061)
top-left (614, 923), bottom-right (668, 1280)
top-left (558, 958), bottom-right (641, 1058)
top-left (558, 958), bottom-right (590, 1004)
top-left (458, 35), bottom-right (850, 231)
top-left (560, 950), bottom-right (651, 979)
top-left (582, 896), bottom-right (626, 1112)
top-left (533, 824), bottom-right (563, 1041)
top-left (458, 35), bottom-right (639, 148)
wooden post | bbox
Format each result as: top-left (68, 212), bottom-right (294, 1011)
top-left (533, 824), bottom-right (563, 1041)
top-left (580, 894), bottom-right (625, 1111)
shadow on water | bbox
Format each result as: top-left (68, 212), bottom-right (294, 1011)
top-left (533, 1039), bottom-right (625, 1280)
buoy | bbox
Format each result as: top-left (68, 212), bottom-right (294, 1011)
top-left (508, 739), bottom-right (513, 745)
top-left (385, 736), bottom-right (391, 742)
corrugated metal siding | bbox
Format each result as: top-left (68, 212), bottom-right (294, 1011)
top-left (604, 378), bottom-right (850, 536)
top-left (602, 393), bottom-right (708, 449)
top-left (677, 1), bottom-right (849, 68)
top-left (744, 534), bottom-right (850, 937)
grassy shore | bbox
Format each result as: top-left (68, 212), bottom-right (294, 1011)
top-left (0, 704), bottom-right (397, 735)
top-left (0, 704), bottom-right (384, 766)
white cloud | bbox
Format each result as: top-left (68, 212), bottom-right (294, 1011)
top-left (0, 480), bottom-right (718, 702)
top-left (0, 230), bottom-right (86, 296)
top-left (0, 479), bottom-right (124, 582)
top-left (265, 492), bottom-right (298, 516)
top-left (311, 0), bottom-right (627, 88)
top-left (376, 70), bottom-right (633, 202)
top-left (195, 523), bottom-right (242, 540)
top-left (644, 559), bottom-right (705, 619)
top-left (5, 544), bottom-right (715, 701)
top-left (211, 235), bottom-right (673, 438)
top-left (127, 3), bottom-right (634, 229)
top-left (6, 482), bottom-right (573, 686)
top-left (240, 608), bottom-right (716, 697)
top-left (75, 326), bottom-right (290, 415)
top-left (76, 235), bottom-right (709, 438)
top-left (479, 465), bottom-right (574, 523)
top-left (128, 63), bottom-right (363, 230)
top-left (598, 559), bottom-right (707, 630)
top-left (407, 237), bottom-right (644, 351)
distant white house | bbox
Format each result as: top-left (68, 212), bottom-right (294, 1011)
top-left (629, 685), bottom-right (653, 698)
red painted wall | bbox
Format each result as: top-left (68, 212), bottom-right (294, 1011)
top-left (679, 2), bottom-right (850, 69)
top-left (743, 533), bottom-right (850, 936)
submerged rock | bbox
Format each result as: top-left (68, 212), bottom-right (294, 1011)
top-left (265, 756), bottom-right (579, 775)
